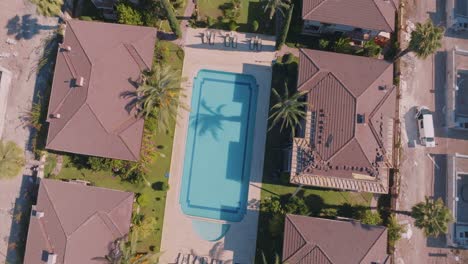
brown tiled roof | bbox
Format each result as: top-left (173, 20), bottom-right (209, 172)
top-left (23, 179), bottom-right (134, 264)
top-left (291, 49), bottom-right (396, 193)
top-left (46, 20), bottom-right (157, 161)
top-left (302, 0), bottom-right (396, 33)
top-left (282, 215), bottom-right (389, 264)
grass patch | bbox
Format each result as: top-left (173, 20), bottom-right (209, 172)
top-left (197, 0), bottom-right (267, 33)
top-left (255, 55), bottom-right (372, 262)
top-left (49, 40), bottom-right (183, 252)
top-left (44, 154), bottom-right (57, 177)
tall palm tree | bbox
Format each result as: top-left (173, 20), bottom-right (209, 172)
top-left (124, 66), bottom-right (188, 132)
top-left (411, 197), bottom-right (453, 237)
top-left (268, 85), bottom-right (307, 137)
top-left (408, 20), bottom-right (444, 59)
top-left (0, 140), bottom-right (25, 179)
top-left (263, 0), bottom-right (289, 20)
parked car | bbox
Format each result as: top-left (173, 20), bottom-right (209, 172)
top-left (415, 106), bottom-right (435, 147)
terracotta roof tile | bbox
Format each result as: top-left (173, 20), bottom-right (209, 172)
top-left (282, 215), bottom-right (388, 264)
top-left (302, 0), bottom-right (396, 33)
top-left (46, 20), bottom-right (156, 161)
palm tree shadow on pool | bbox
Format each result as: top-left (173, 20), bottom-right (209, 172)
top-left (191, 100), bottom-right (242, 140)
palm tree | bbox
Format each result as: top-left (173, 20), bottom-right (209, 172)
top-left (263, 0), bottom-right (289, 20)
top-left (124, 66), bottom-right (188, 132)
top-left (96, 231), bottom-right (161, 264)
top-left (411, 197), bottom-right (453, 237)
top-left (0, 140), bottom-right (25, 179)
top-left (408, 20), bottom-right (444, 59)
top-left (268, 85), bottom-right (307, 137)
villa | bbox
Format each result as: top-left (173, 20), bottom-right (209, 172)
top-left (446, 47), bottom-right (468, 130)
top-left (23, 179), bottom-right (134, 264)
top-left (45, 20), bottom-right (156, 161)
top-left (447, 0), bottom-right (468, 32)
top-left (301, 0), bottom-right (396, 44)
top-left (447, 154), bottom-right (468, 248)
top-left (289, 49), bottom-right (396, 194)
top-left (282, 214), bottom-right (389, 263)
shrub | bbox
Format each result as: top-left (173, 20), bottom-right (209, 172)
top-left (31, 0), bottom-right (63, 17)
top-left (161, 0), bottom-right (182, 38)
top-left (229, 21), bottom-right (239, 31)
top-left (268, 214), bottom-right (284, 237)
top-left (276, 4), bottom-right (294, 50)
top-left (79, 16), bottom-right (93, 21)
top-left (171, 0), bottom-right (185, 9)
top-left (282, 53), bottom-right (294, 64)
top-left (153, 42), bottom-right (171, 64)
top-left (116, 2), bottom-right (143, 25)
top-left (87, 156), bottom-right (113, 171)
top-left (320, 208), bottom-right (338, 219)
top-left (252, 20), bottom-right (259, 32)
top-left (334, 37), bottom-right (352, 54)
top-left (358, 210), bottom-right (382, 225)
top-left (358, 40), bottom-right (382, 58)
top-left (137, 193), bottom-right (151, 207)
top-left (151, 181), bottom-right (169, 191)
top-left (319, 39), bottom-right (330, 50)
top-left (387, 214), bottom-right (405, 249)
top-left (136, 216), bottom-right (157, 238)
top-left (206, 16), bottom-right (216, 27)
top-left (0, 140), bottom-right (25, 179)
top-left (284, 196), bottom-right (309, 215)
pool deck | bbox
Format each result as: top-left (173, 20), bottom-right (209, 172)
top-left (159, 28), bottom-right (276, 264)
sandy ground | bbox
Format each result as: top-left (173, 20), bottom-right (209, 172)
top-left (0, 0), bottom-right (57, 263)
top-left (395, 0), bottom-right (468, 263)
top-left (159, 28), bottom-right (276, 264)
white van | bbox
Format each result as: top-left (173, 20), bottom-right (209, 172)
top-left (415, 106), bottom-right (435, 147)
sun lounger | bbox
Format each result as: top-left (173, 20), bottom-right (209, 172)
top-left (231, 35), bottom-right (238, 48)
top-left (210, 33), bottom-right (215, 45)
top-left (256, 39), bottom-right (262, 51)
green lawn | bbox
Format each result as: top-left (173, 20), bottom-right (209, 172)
top-left (197, 0), bottom-right (267, 32)
top-left (255, 56), bottom-right (373, 263)
top-left (48, 41), bottom-right (184, 253)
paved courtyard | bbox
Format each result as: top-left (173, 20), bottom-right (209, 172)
top-left (0, 1), bottom-right (57, 263)
top-left (159, 28), bottom-right (276, 264)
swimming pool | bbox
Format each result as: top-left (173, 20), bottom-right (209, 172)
top-left (179, 69), bottom-right (258, 223)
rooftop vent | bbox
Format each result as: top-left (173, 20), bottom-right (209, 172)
top-left (76, 77), bottom-right (84, 87)
top-left (51, 113), bottom-right (61, 119)
top-left (34, 210), bottom-right (45, 218)
top-left (357, 114), bottom-right (366, 124)
top-left (378, 85), bottom-right (388, 91)
top-left (64, 45), bottom-right (71, 51)
top-left (47, 253), bottom-right (57, 264)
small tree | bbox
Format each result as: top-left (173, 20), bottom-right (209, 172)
top-left (408, 20), bottom-right (444, 59)
top-left (268, 84), bottom-right (307, 137)
top-left (116, 2), bottom-right (143, 25)
top-left (275, 4), bottom-right (293, 50)
top-left (319, 39), bottom-right (330, 50)
top-left (0, 140), bottom-right (25, 179)
top-left (359, 210), bottom-right (382, 225)
top-left (31, 0), bottom-right (63, 16)
top-left (263, 0), bottom-right (289, 20)
top-left (357, 40), bottom-right (382, 58)
top-left (411, 197), bottom-right (453, 237)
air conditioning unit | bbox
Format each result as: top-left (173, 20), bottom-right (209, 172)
top-left (76, 77), bottom-right (84, 87)
top-left (47, 253), bottom-right (57, 264)
top-left (34, 211), bottom-right (45, 218)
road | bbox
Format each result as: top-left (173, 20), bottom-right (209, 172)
top-left (0, 1), bottom-right (57, 263)
top-left (395, 0), bottom-right (468, 263)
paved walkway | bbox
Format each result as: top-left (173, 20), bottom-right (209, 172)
top-left (159, 28), bottom-right (276, 264)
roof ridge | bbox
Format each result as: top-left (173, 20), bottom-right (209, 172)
top-left (371, 0), bottom-right (395, 32)
top-left (298, 49), bottom-right (322, 90)
top-left (107, 194), bottom-right (134, 234)
top-left (366, 80), bottom-right (395, 158)
top-left (284, 215), bottom-right (309, 262)
top-left (118, 133), bottom-right (140, 161)
top-left (97, 211), bottom-right (125, 238)
top-left (302, 0), bottom-right (328, 23)
top-left (41, 180), bottom-right (69, 237)
top-left (123, 43), bottom-right (150, 71)
top-left (47, 104), bottom-right (87, 147)
top-left (311, 245), bottom-right (334, 264)
top-left (67, 21), bottom-right (93, 69)
top-left (358, 226), bottom-right (387, 263)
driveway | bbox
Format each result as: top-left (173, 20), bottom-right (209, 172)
top-left (395, 0), bottom-right (468, 263)
top-left (0, 1), bottom-right (57, 263)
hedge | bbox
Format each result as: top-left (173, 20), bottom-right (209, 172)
top-left (161, 0), bottom-right (182, 38)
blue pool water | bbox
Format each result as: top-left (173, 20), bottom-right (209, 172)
top-left (179, 69), bottom-right (258, 223)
